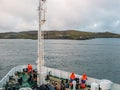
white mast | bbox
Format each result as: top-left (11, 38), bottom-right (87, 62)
top-left (37, 0), bottom-right (46, 86)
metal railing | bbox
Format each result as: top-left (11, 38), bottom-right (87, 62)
top-left (43, 67), bottom-right (100, 85)
top-left (0, 65), bottom-right (36, 89)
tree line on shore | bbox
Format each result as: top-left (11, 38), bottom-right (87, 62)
top-left (0, 30), bottom-right (120, 40)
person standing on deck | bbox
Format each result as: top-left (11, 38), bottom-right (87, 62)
top-left (69, 72), bottom-right (76, 89)
top-left (81, 73), bottom-right (87, 89)
top-left (81, 73), bottom-right (87, 83)
top-left (60, 80), bottom-right (65, 90)
top-left (65, 79), bottom-right (69, 90)
top-left (70, 72), bottom-right (76, 82)
top-left (28, 64), bottom-right (32, 73)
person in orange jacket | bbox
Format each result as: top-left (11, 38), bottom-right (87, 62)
top-left (81, 73), bottom-right (87, 83)
top-left (81, 73), bottom-right (87, 88)
top-left (28, 64), bottom-right (32, 73)
top-left (70, 72), bottom-right (76, 82)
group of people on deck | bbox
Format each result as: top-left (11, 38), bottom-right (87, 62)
top-left (27, 64), bottom-right (88, 90)
top-left (50, 72), bottom-right (87, 90)
top-left (70, 72), bottom-right (87, 89)
top-left (27, 64), bottom-right (37, 84)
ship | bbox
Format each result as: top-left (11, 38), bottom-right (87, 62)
top-left (0, 0), bottom-right (120, 90)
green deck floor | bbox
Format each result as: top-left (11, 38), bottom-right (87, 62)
top-left (4, 71), bottom-right (37, 90)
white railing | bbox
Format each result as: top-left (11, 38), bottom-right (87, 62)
top-left (0, 65), bottom-right (36, 89)
top-left (44, 67), bottom-right (100, 85)
top-left (0, 65), bottom-right (120, 90)
top-left (43, 67), bottom-right (120, 90)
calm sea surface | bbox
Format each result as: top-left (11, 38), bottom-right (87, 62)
top-left (0, 39), bottom-right (120, 84)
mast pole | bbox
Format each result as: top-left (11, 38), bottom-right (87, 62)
top-left (37, 0), bottom-right (46, 86)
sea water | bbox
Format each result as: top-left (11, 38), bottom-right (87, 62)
top-left (0, 38), bottom-right (120, 84)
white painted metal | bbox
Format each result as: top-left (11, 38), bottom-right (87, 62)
top-left (0, 65), bottom-right (36, 90)
top-left (100, 80), bottom-right (112, 90)
top-left (19, 87), bottom-right (32, 90)
top-left (0, 65), bottom-right (120, 90)
top-left (37, 0), bottom-right (46, 86)
top-left (91, 82), bottom-right (99, 90)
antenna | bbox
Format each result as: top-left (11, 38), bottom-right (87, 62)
top-left (37, 0), bottom-right (46, 86)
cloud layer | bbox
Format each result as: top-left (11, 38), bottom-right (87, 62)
top-left (0, 0), bottom-right (120, 33)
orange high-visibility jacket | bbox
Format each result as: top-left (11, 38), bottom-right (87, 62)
top-left (28, 64), bottom-right (32, 71)
top-left (70, 73), bottom-right (76, 79)
top-left (81, 73), bottom-right (87, 80)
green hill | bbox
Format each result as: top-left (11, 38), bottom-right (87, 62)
top-left (0, 30), bottom-right (120, 40)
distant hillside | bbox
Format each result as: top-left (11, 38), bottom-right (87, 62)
top-left (0, 30), bottom-right (120, 40)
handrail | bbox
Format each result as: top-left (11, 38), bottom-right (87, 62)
top-left (0, 65), bottom-right (36, 89)
top-left (0, 65), bottom-right (120, 90)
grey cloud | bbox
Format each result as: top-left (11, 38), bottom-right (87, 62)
top-left (0, 0), bottom-right (120, 33)
top-left (47, 0), bottom-right (120, 33)
top-left (0, 0), bottom-right (38, 32)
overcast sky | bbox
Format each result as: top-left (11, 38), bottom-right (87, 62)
top-left (0, 0), bottom-right (120, 33)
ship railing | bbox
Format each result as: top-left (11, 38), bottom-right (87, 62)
top-left (43, 67), bottom-right (120, 90)
top-left (43, 67), bottom-right (100, 85)
top-left (0, 65), bottom-right (36, 89)
top-left (0, 65), bottom-right (98, 88)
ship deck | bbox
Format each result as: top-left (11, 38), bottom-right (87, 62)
top-left (48, 76), bottom-right (91, 90)
top-left (3, 69), bottom-right (90, 90)
top-left (3, 70), bottom-right (37, 90)
top-left (1, 65), bottom-right (120, 90)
